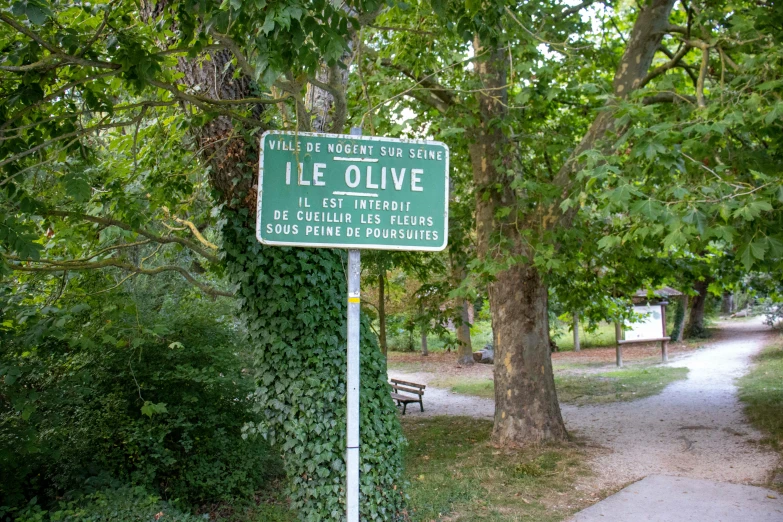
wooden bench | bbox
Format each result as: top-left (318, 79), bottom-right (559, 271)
top-left (389, 379), bottom-right (425, 415)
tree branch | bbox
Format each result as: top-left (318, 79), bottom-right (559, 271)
top-left (0, 116), bottom-right (143, 170)
top-left (659, 44), bottom-right (698, 85)
top-left (161, 207), bottom-right (218, 250)
top-left (364, 45), bottom-right (456, 110)
top-left (6, 257), bottom-right (233, 298)
top-left (148, 79), bottom-right (288, 106)
top-left (664, 24), bottom-right (688, 35)
top-left (0, 70), bottom-right (120, 132)
top-left (642, 91), bottom-right (696, 104)
top-left (44, 210), bottom-right (221, 264)
top-left (0, 13), bottom-right (121, 70)
top-left (638, 43), bottom-right (693, 88)
top-left (559, 0), bottom-right (599, 18)
top-left (369, 25), bottom-right (436, 36)
top-left (696, 46), bottom-right (709, 107)
top-left (207, 30), bottom-right (256, 78)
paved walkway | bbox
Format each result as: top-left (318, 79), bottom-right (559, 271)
top-left (569, 475), bottom-right (783, 521)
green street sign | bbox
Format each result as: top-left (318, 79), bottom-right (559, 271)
top-left (256, 131), bottom-right (449, 251)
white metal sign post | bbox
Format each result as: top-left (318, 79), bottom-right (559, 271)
top-left (257, 126), bottom-right (448, 522)
top-left (345, 128), bottom-right (362, 522)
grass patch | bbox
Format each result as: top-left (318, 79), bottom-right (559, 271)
top-left (431, 376), bottom-right (495, 399)
top-left (555, 366), bottom-right (688, 406)
top-left (554, 322), bottom-right (617, 351)
top-left (402, 416), bottom-right (589, 521)
top-left (738, 340), bottom-right (783, 452)
top-left (432, 366), bottom-right (689, 406)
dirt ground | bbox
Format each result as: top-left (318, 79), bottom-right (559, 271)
top-left (388, 337), bottom-right (701, 378)
top-left (388, 318), bottom-right (782, 498)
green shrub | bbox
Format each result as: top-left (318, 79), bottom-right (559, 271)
top-left (0, 277), bottom-right (282, 511)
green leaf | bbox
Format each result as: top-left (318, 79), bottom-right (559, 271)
top-left (63, 174), bottom-right (91, 202)
top-left (12, 0), bottom-right (52, 25)
top-left (750, 239), bottom-right (767, 261)
top-left (141, 401), bottom-right (168, 418)
top-left (739, 245), bottom-right (754, 270)
top-left (596, 235), bottom-right (621, 250)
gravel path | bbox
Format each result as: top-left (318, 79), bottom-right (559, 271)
top-left (389, 318), bottom-right (781, 492)
top-left (568, 317), bottom-right (779, 491)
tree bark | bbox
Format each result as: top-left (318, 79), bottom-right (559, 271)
top-left (417, 300), bottom-right (429, 356)
top-left (673, 295), bottom-right (688, 341)
top-left (468, 35), bottom-right (567, 444)
top-left (490, 263), bottom-right (567, 444)
top-left (467, 0), bottom-right (678, 446)
top-left (685, 279), bottom-right (710, 338)
top-left (573, 312), bottom-right (581, 352)
top-left (456, 299), bottom-right (474, 365)
top-left (379, 269), bottom-right (387, 356)
top-left (552, 0), bottom-right (678, 217)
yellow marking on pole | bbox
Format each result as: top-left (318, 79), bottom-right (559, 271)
top-left (348, 297), bottom-right (361, 303)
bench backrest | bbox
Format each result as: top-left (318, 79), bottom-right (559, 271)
top-left (390, 379), bottom-right (425, 390)
top-left (390, 384), bottom-right (424, 396)
top-left (389, 379), bottom-right (425, 397)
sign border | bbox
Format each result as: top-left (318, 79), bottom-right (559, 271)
top-left (256, 130), bottom-right (450, 251)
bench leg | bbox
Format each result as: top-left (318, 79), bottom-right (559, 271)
top-left (420, 400), bottom-right (424, 412)
top-left (402, 403), bottom-right (407, 415)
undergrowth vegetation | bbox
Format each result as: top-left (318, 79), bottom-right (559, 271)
top-left (0, 274), bottom-right (283, 519)
top-left (738, 339), bottom-right (783, 452)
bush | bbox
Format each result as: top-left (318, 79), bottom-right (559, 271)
top-left (0, 277), bottom-right (283, 512)
top-left (2, 486), bottom-right (204, 522)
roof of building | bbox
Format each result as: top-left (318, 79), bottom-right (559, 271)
top-left (633, 286), bottom-right (684, 298)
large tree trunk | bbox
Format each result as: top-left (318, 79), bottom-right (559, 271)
top-left (467, 0), bottom-right (678, 446)
top-left (469, 36), bottom-right (568, 444)
top-left (721, 292), bottom-right (734, 315)
top-left (491, 264), bottom-right (566, 444)
top-left (378, 269), bottom-right (387, 356)
top-left (686, 279), bottom-right (710, 338)
top-left (452, 258), bottom-right (474, 365)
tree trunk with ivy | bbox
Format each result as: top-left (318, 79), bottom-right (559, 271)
top-left (142, 6), bottom-right (407, 518)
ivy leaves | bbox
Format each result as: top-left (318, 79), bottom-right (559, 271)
top-left (223, 216), bottom-right (407, 520)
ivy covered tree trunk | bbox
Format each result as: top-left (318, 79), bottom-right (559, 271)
top-left (223, 225), bottom-right (406, 519)
top-left (686, 279), bottom-right (710, 338)
top-left (145, 8), bottom-right (408, 518)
